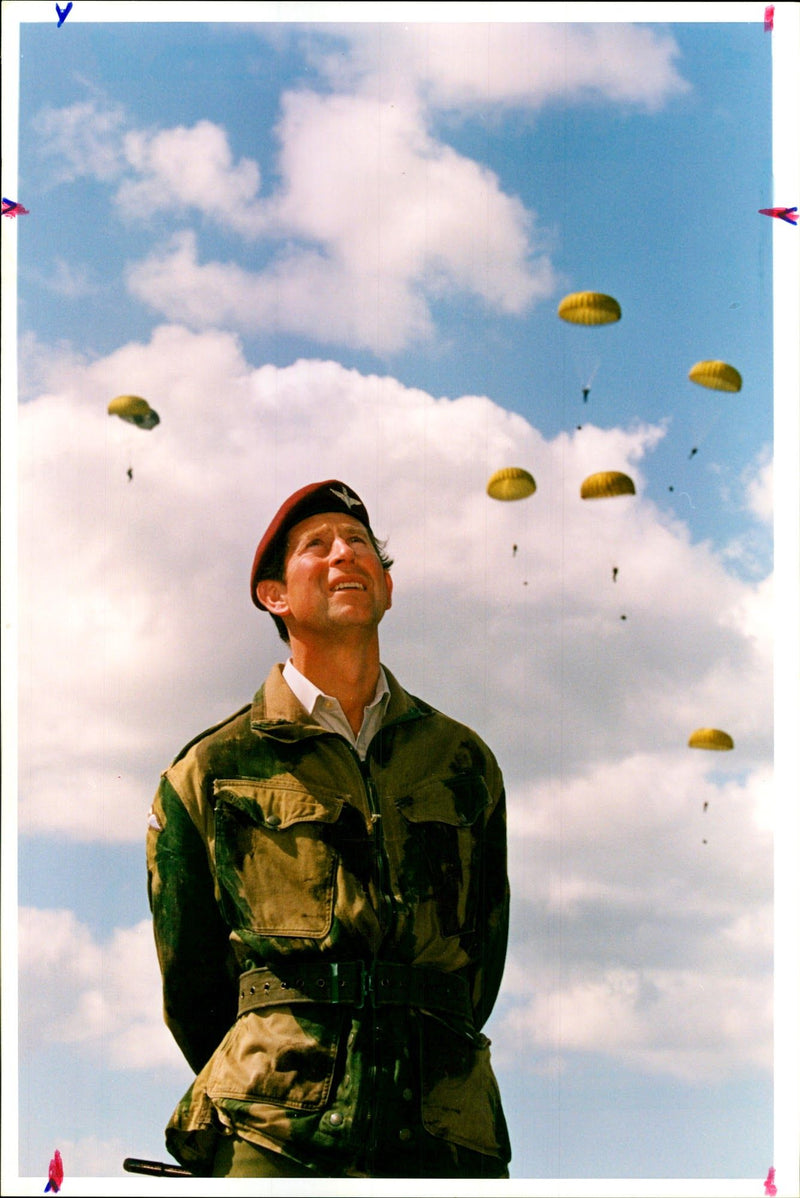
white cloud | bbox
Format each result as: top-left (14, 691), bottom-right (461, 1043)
top-left (718, 451), bottom-right (774, 578)
top-left (117, 120), bottom-right (272, 237)
top-left (18, 327), bottom-right (772, 824)
top-left (31, 20), bottom-right (690, 358)
top-left (125, 229), bottom-right (436, 354)
top-left (31, 100), bottom-right (128, 186)
top-left (745, 452), bottom-right (773, 524)
top-left (18, 909), bottom-right (184, 1071)
top-left (270, 89), bottom-right (547, 311)
top-left (17, 330), bottom-right (94, 403)
top-left (124, 89), bottom-right (554, 352)
top-left (498, 965), bottom-right (771, 1082)
top-left (23, 257), bottom-right (99, 300)
top-left (315, 23), bottom-right (691, 112)
top-left (495, 746), bottom-right (773, 1081)
top-left (15, 328), bottom-right (774, 1083)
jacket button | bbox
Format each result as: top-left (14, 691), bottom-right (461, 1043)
top-left (328, 1111), bottom-right (344, 1127)
top-left (398, 1128), bottom-right (412, 1142)
top-left (402, 1088), bottom-right (413, 1101)
top-left (266, 814), bottom-right (281, 827)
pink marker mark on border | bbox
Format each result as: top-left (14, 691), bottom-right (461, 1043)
top-left (764, 1165), bottom-right (777, 1196)
top-left (759, 206), bottom-right (798, 225)
top-left (2, 198), bottom-right (30, 217)
top-left (764, 5), bottom-right (774, 32)
top-left (44, 1149), bottom-right (64, 1193)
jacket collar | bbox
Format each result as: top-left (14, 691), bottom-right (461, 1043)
top-left (250, 662), bottom-right (431, 742)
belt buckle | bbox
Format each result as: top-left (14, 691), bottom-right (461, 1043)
top-left (359, 961), bottom-right (375, 1007)
top-left (346, 960), bottom-right (375, 1008)
top-left (331, 961), bottom-right (372, 1007)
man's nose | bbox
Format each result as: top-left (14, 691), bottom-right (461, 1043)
top-left (330, 536), bottom-right (356, 562)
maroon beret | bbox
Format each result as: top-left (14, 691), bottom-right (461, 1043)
top-left (250, 480), bottom-right (372, 609)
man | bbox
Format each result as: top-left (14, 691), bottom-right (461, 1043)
top-left (147, 480), bottom-right (511, 1178)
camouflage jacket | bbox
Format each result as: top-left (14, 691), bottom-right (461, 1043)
top-left (147, 663), bottom-right (510, 1175)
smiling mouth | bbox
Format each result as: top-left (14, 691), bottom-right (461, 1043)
top-left (332, 582), bottom-right (365, 592)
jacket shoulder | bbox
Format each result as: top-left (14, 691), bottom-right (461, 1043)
top-left (169, 702), bottom-right (253, 767)
top-left (404, 691), bottom-right (491, 748)
top-left (386, 678), bottom-right (502, 779)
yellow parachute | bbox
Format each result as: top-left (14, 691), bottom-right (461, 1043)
top-left (558, 291), bottom-right (621, 326)
top-left (688, 728), bottom-right (734, 751)
top-left (108, 394), bottom-right (160, 430)
top-left (487, 467), bottom-right (537, 501)
top-left (580, 471), bottom-right (636, 499)
top-left (688, 361), bottom-right (742, 393)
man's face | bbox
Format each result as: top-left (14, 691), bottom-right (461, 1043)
top-left (258, 512), bottom-right (392, 641)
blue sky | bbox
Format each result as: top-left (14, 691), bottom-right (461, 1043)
top-left (2, 4), bottom-right (798, 1194)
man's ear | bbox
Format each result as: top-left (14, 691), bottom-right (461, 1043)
top-left (384, 570), bottom-right (393, 611)
top-left (256, 578), bottom-right (289, 615)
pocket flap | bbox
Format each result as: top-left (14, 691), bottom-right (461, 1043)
top-left (214, 777), bottom-right (345, 831)
top-left (395, 774), bottom-right (488, 828)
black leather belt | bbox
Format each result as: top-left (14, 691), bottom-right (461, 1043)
top-left (237, 960), bottom-right (473, 1024)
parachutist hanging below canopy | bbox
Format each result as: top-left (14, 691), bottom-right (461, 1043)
top-left (108, 395), bottom-right (159, 479)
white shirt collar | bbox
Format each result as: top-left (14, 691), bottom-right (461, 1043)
top-left (282, 658), bottom-right (390, 759)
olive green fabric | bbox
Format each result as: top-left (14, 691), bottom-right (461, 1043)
top-left (147, 664), bottom-right (510, 1177)
top-left (211, 1135), bottom-right (312, 1177)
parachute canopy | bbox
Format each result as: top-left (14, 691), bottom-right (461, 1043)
top-left (108, 394), bottom-right (160, 430)
top-left (688, 361), bottom-right (742, 393)
top-left (558, 291), bottom-right (621, 326)
top-left (688, 728), bottom-right (734, 751)
top-left (487, 467), bottom-right (537, 501)
top-left (580, 471), bottom-right (636, 499)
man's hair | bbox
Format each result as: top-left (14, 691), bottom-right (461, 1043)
top-left (259, 530), bottom-right (394, 644)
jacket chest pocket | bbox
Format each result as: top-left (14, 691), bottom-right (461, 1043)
top-left (393, 774), bottom-right (488, 938)
top-left (214, 778), bottom-right (344, 938)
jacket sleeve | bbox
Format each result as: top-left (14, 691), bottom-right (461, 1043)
top-left (472, 774), bottom-right (510, 1032)
top-left (147, 774), bottom-right (238, 1074)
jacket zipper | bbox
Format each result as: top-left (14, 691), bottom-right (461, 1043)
top-left (353, 746), bottom-right (397, 1168)
top-left (359, 759), bottom-right (397, 939)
